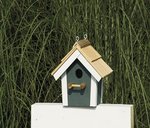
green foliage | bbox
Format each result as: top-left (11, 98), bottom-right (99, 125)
top-left (0, 0), bottom-right (150, 127)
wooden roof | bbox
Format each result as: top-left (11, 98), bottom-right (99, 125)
top-left (51, 39), bottom-right (113, 79)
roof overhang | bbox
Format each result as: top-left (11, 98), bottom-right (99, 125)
top-left (51, 39), bottom-right (113, 81)
top-left (52, 50), bottom-right (102, 82)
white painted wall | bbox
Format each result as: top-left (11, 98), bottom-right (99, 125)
top-left (100, 79), bottom-right (103, 103)
top-left (90, 76), bottom-right (97, 107)
top-left (61, 72), bottom-right (68, 106)
top-left (31, 103), bottom-right (134, 128)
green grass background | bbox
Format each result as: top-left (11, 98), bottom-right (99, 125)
top-left (0, 0), bottom-right (150, 128)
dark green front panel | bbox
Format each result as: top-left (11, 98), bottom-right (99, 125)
top-left (67, 59), bottom-right (91, 107)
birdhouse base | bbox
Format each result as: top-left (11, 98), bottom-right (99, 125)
top-left (31, 103), bottom-right (134, 128)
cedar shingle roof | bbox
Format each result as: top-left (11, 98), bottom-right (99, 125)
top-left (51, 39), bottom-right (113, 79)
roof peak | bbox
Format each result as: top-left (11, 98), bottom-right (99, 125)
top-left (73, 39), bottom-right (91, 48)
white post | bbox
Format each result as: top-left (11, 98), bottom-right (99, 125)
top-left (31, 103), bottom-right (134, 128)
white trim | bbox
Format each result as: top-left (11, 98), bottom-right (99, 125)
top-left (77, 54), bottom-right (101, 82)
top-left (61, 72), bottom-right (68, 106)
top-left (54, 50), bottom-right (80, 80)
top-left (90, 76), bottom-right (97, 107)
top-left (100, 80), bottom-right (103, 103)
top-left (53, 50), bottom-right (101, 81)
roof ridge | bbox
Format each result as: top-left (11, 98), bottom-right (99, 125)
top-left (76, 44), bottom-right (102, 62)
top-left (73, 39), bottom-right (91, 48)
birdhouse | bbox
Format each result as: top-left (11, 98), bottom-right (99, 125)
top-left (51, 39), bottom-right (113, 107)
